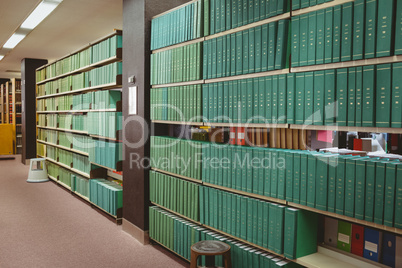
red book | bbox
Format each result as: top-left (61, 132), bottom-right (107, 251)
top-left (351, 224), bottom-right (365, 257)
top-left (353, 139), bottom-right (363, 151)
top-left (229, 127), bottom-right (237, 145)
top-left (236, 127), bottom-right (245, 146)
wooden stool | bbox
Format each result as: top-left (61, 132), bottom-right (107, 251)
top-left (190, 240), bottom-right (232, 268)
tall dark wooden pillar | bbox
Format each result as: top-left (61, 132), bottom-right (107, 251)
top-left (21, 58), bottom-right (47, 165)
top-left (122, 0), bottom-right (189, 244)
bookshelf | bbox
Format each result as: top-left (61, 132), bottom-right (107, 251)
top-left (35, 30), bottom-right (124, 223)
top-left (0, 83), bottom-right (5, 124)
top-left (148, 0), bottom-right (402, 267)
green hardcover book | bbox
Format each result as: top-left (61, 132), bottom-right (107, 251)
top-left (300, 0), bottom-right (309, 8)
top-left (395, 0), bottom-right (402, 55)
top-left (226, 35), bottom-right (231, 76)
top-left (364, 0), bottom-right (377, 58)
top-left (272, 75), bottom-right (279, 123)
top-left (253, 0), bottom-right (260, 23)
top-left (264, 150), bottom-right (272, 197)
top-left (275, 19), bottom-right (289, 70)
top-left (324, 69), bottom-right (336, 125)
top-left (306, 153), bottom-right (317, 208)
top-left (261, 24), bottom-right (269, 72)
top-left (220, 0), bottom-right (226, 33)
top-left (231, 33), bottom-right (236, 76)
top-left (332, 5), bottom-right (342, 62)
top-left (376, 64), bottom-right (391, 127)
top-left (285, 151), bottom-right (294, 202)
top-left (224, 82), bottom-right (229, 122)
top-left (215, 0), bottom-right (221, 33)
top-left (253, 79), bottom-right (259, 123)
top-left (374, 161), bottom-right (387, 225)
top-left (337, 220), bottom-right (352, 252)
top-left (236, 32), bottom-right (243, 75)
top-left (347, 67), bottom-right (356, 126)
top-left (316, 155), bottom-right (331, 211)
top-left (365, 160), bottom-right (376, 222)
top-left (395, 165), bottom-right (402, 228)
top-left (313, 71), bottom-right (324, 125)
top-left (248, 0), bottom-right (254, 24)
top-left (222, 36), bottom-right (227, 77)
top-left (392, 63), bottom-right (402, 128)
top-left (249, 27), bottom-right (255, 74)
top-left (268, 21), bottom-right (278, 70)
top-left (304, 72), bottom-right (314, 125)
top-left (232, 0), bottom-right (238, 29)
top-left (212, 39), bottom-right (217, 78)
top-left (204, 0), bottom-right (210, 36)
top-left (257, 201), bottom-right (264, 246)
top-left (341, 3), bottom-right (353, 62)
top-left (278, 74), bottom-right (287, 124)
top-left (260, 0), bottom-right (267, 20)
top-left (327, 156), bottom-right (338, 213)
top-left (240, 196), bottom-right (248, 240)
top-left (242, 0), bottom-right (249, 26)
top-left (241, 79), bottom-right (248, 123)
top-left (336, 156), bottom-right (348, 215)
top-left (324, 7), bottom-right (333, 64)
top-left (292, 0), bottom-right (300, 10)
top-left (268, 203), bottom-right (277, 251)
top-left (336, 68), bottom-right (348, 126)
top-left (275, 205), bottom-right (285, 254)
top-left (355, 67), bottom-right (363, 127)
top-left (376, 0), bottom-right (394, 57)
top-left (352, 0), bottom-right (365, 60)
top-left (354, 159), bottom-right (367, 220)
top-left (277, 151), bottom-right (286, 200)
top-left (299, 14), bottom-right (309, 66)
top-left (269, 0), bottom-right (278, 18)
top-left (291, 16), bottom-right (300, 67)
top-left (362, 65), bottom-right (375, 127)
top-left (218, 83), bottom-right (223, 121)
top-left (300, 152), bottom-right (308, 206)
top-left (284, 208), bottom-right (318, 259)
top-left (316, 9), bottom-right (325, 65)
top-left (293, 153), bottom-right (301, 204)
top-left (384, 162), bottom-right (399, 227)
top-left (247, 198), bottom-right (254, 243)
top-left (266, 76), bottom-right (273, 123)
top-left (262, 201), bottom-right (269, 248)
top-left (344, 158), bottom-right (359, 218)
top-left (295, 73), bottom-right (305, 125)
top-left (258, 77), bottom-right (265, 124)
top-left (287, 73), bottom-right (295, 124)
top-left (307, 11), bottom-right (317, 66)
top-left (247, 78), bottom-right (253, 123)
top-left (255, 26), bottom-right (262, 73)
top-left (271, 151), bottom-right (279, 198)
top-left (310, 0), bottom-right (317, 6)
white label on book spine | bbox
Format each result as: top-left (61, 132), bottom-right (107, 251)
top-left (230, 132), bottom-right (235, 139)
top-left (238, 132), bottom-right (245, 139)
top-left (338, 233), bottom-right (350, 244)
top-left (365, 241), bottom-right (378, 253)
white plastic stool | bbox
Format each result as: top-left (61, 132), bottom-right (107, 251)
top-left (27, 158), bottom-right (49, 183)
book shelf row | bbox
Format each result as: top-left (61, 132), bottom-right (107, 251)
top-left (36, 33), bottom-right (122, 83)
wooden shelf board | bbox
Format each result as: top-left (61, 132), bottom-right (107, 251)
top-left (151, 168), bottom-right (202, 184)
top-left (44, 157), bottom-right (90, 179)
top-left (89, 134), bottom-right (121, 142)
top-left (37, 140), bottom-right (89, 156)
top-left (204, 68), bottom-right (290, 84)
top-left (289, 124), bottom-right (402, 134)
top-left (206, 122), bottom-right (289, 128)
top-left (90, 162), bottom-right (121, 172)
top-left (37, 109), bottom-right (117, 114)
top-left (152, 37), bottom-right (205, 54)
top-left (36, 79), bottom-right (122, 99)
top-left (288, 202), bottom-right (402, 235)
top-left (296, 246), bottom-right (387, 268)
top-left (203, 182), bottom-right (287, 205)
top-left (107, 170), bottom-right (123, 181)
top-left (150, 239), bottom-right (190, 263)
top-left (37, 126), bottom-right (88, 135)
top-left (73, 191), bottom-right (90, 202)
top-left (151, 120), bottom-right (204, 126)
top-left (90, 202), bottom-right (120, 220)
top-left (291, 55), bottom-right (402, 73)
top-left (292, 0), bottom-right (355, 16)
top-left (151, 80), bottom-right (204, 89)
top-left (205, 12), bottom-right (291, 41)
top-left (58, 181), bottom-right (72, 191)
top-left (48, 175), bottom-right (58, 182)
top-left (151, 202), bottom-right (200, 225)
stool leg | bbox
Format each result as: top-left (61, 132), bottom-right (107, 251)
top-left (223, 251), bottom-right (232, 268)
top-left (190, 250), bottom-right (199, 268)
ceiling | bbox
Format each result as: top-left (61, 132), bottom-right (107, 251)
top-left (0, 0), bottom-right (122, 79)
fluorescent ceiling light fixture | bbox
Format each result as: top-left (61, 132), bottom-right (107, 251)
top-left (3, 33), bottom-right (26, 49)
top-left (0, 55), bottom-right (4, 61)
top-left (21, 0), bottom-right (62, 30)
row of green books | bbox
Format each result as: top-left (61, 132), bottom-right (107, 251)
top-left (37, 143), bottom-right (45, 157)
top-left (89, 179), bottom-right (123, 216)
top-left (59, 166), bottom-right (73, 187)
top-left (47, 161), bottom-right (58, 178)
top-left (37, 129), bottom-right (57, 144)
top-left (150, 43), bottom-right (202, 85)
top-left (203, 20), bottom-right (290, 79)
top-left (88, 140), bottom-right (122, 170)
top-left (38, 129), bottom-right (92, 154)
top-left (292, 1), bottom-right (401, 67)
top-left (72, 152), bottom-right (90, 174)
top-left (208, 0), bottom-right (290, 36)
top-left (46, 144), bottom-right (91, 175)
top-left (38, 95), bottom-right (73, 111)
top-left (150, 85), bottom-right (202, 121)
top-left (37, 61), bottom-right (122, 97)
top-left (150, 136), bottom-right (203, 180)
top-left (292, 0), bottom-right (333, 10)
top-left (36, 34), bottom-right (122, 82)
top-left (72, 89), bottom-right (121, 111)
top-left (151, 0), bottom-right (203, 50)
top-left (150, 170), bottom-right (200, 221)
top-left (71, 175), bottom-right (90, 198)
top-left (200, 186), bottom-right (318, 258)
top-left (86, 112), bottom-right (122, 138)
top-left (149, 206), bottom-right (303, 267)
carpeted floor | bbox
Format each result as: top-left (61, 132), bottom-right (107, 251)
top-left (0, 155), bottom-right (187, 268)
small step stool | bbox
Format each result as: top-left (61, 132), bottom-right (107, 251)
top-left (27, 158), bottom-right (49, 183)
top-left (190, 240), bottom-right (232, 268)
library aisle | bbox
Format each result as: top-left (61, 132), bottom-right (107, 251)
top-left (0, 155), bottom-right (186, 268)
